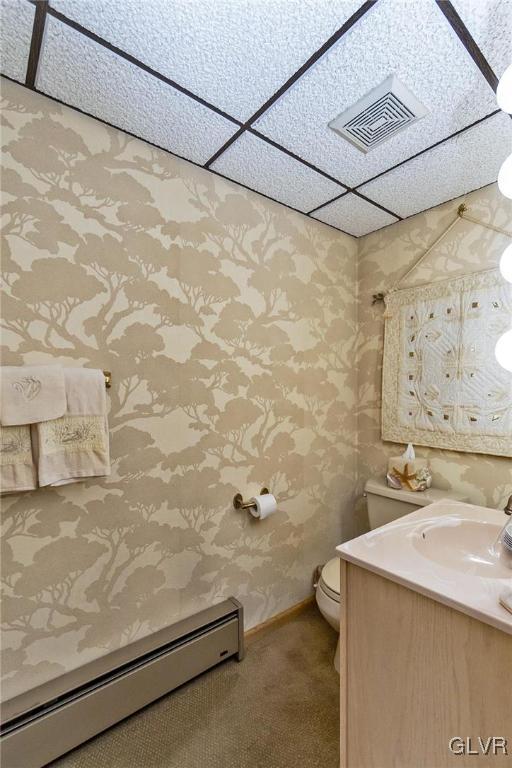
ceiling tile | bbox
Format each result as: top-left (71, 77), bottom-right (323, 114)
top-left (254, 0), bottom-right (499, 187)
top-left (311, 193), bottom-right (398, 237)
top-left (49, 0), bottom-right (362, 122)
top-left (359, 112), bottom-right (512, 219)
top-left (451, 0), bottom-right (512, 78)
top-left (210, 132), bottom-right (344, 214)
top-left (37, 17), bottom-right (239, 165)
top-left (0, 0), bottom-right (34, 83)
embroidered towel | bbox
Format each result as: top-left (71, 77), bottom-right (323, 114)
top-left (0, 366), bottom-right (66, 426)
top-left (0, 425), bottom-right (37, 494)
top-left (34, 369), bottom-right (110, 487)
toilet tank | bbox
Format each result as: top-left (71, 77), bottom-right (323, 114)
top-left (364, 477), bottom-right (469, 529)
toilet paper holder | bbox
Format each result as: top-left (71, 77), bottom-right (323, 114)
top-left (233, 488), bottom-right (270, 511)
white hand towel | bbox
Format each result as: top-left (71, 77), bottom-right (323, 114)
top-left (34, 369), bottom-right (110, 487)
top-left (0, 424), bottom-right (37, 494)
top-left (0, 366), bottom-right (66, 426)
top-left (64, 368), bottom-right (106, 415)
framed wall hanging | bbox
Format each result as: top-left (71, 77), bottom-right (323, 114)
top-left (382, 268), bottom-right (512, 457)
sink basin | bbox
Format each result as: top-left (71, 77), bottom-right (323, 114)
top-left (337, 499), bottom-right (512, 636)
top-left (411, 518), bottom-right (512, 578)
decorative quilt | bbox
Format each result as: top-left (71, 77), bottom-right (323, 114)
top-left (382, 269), bottom-right (512, 457)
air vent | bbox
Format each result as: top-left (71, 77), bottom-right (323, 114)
top-left (329, 75), bottom-right (428, 154)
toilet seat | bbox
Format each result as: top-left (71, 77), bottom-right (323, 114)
top-left (319, 557), bottom-right (341, 603)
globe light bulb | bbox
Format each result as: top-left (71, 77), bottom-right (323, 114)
top-left (497, 64), bottom-right (512, 114)
top-left (499, 243), bottom-right (512, 283)
top-left (498, 153), bottom-right (512, 200)
top-left (495, 329), bottom-right (512, 372)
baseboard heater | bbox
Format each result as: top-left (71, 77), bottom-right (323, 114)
top-left (0, 597), bottom-right (243, 768)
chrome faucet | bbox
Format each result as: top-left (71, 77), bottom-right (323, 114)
top-left (504, 495), bottom-right (512, 515)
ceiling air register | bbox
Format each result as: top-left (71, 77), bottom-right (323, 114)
top-left (329, 75), bottom-right (428, 153)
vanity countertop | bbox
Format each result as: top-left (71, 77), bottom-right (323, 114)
top-left (337, 500), bottom-right (512, 635)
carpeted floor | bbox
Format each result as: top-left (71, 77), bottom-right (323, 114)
top-left (51, 602), bottom-right (339, 768)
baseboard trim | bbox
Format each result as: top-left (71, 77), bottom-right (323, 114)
top-left (245, 595), bottom-right (315, 640)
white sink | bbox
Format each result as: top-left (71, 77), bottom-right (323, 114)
top-left (337, 499), bottom-right (512, 635)
top-left (412, 518), bottom-right (511, 578)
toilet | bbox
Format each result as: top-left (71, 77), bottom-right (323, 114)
top-left (316, 476), bottom-right (469, 671)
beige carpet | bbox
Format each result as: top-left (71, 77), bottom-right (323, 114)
top-left (51, 602), bottom-right (339, 768)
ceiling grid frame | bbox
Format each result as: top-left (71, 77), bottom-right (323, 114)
top-left (3, 0), bottom-right (510, 237)
top-left (33, 1), bottom-right (244, 126)
top-left (202, 0), bottom-right (379, 167)
top-left (434, 0), bottom-right (499, 92)
top-left (24, 0), bottom-right (47, 86)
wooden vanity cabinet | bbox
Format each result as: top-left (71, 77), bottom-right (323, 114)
top-left (339, 561), bottom-right (512, 768)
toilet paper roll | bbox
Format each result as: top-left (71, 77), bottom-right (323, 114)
top-left (249, 493), bottom-right (277, 520)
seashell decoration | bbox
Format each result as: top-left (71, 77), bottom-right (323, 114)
top-left (386, 472), bottom-right (402, 490)
top-left (386, 465), bottom-right (432, 492)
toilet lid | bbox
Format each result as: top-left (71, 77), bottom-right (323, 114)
top-left (320, 557), bottom-right (341, 596)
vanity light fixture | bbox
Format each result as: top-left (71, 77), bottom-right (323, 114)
top-left (495, 329), bottom-right (512, 373)
top-left (499, 242), bottom-right (512, 283)
top-left (497, 63), bottom-right (512, 114)
top-left (497, 153), bottom-right (512, 199)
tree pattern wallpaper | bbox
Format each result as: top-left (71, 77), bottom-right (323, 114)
top-left (2, 78), bottom-right (510, 709)
top-left (0, 80), bottom-right (359, 703)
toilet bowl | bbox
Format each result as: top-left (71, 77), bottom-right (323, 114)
top-left (315, 557), bottom-right (341, 671)
top-left (316, 476), bottom-right (470, 671)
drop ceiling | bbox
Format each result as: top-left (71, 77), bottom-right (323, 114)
top-left (1, 0), bottom-right (511, 237)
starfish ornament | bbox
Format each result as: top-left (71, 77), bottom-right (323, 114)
top-left (391, 462), bottom-right (417, 491)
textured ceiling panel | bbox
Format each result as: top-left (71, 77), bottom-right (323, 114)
top-left (211, 132), bottom-right (344, 214)
top-left (311, 193), bottom-right (398, 237)
top-left (49, 0), bottom-right (362, 121)
top-left (0, 0), bottom-right (34, 83)
top-left (255, 0), bottom-right (499, 187)
top-left (451, 0), bottom-right (512, 78)
top-left (37, 17), bottom-right (238, 165)
top-left (359, 112), bottom-right (512, 219)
